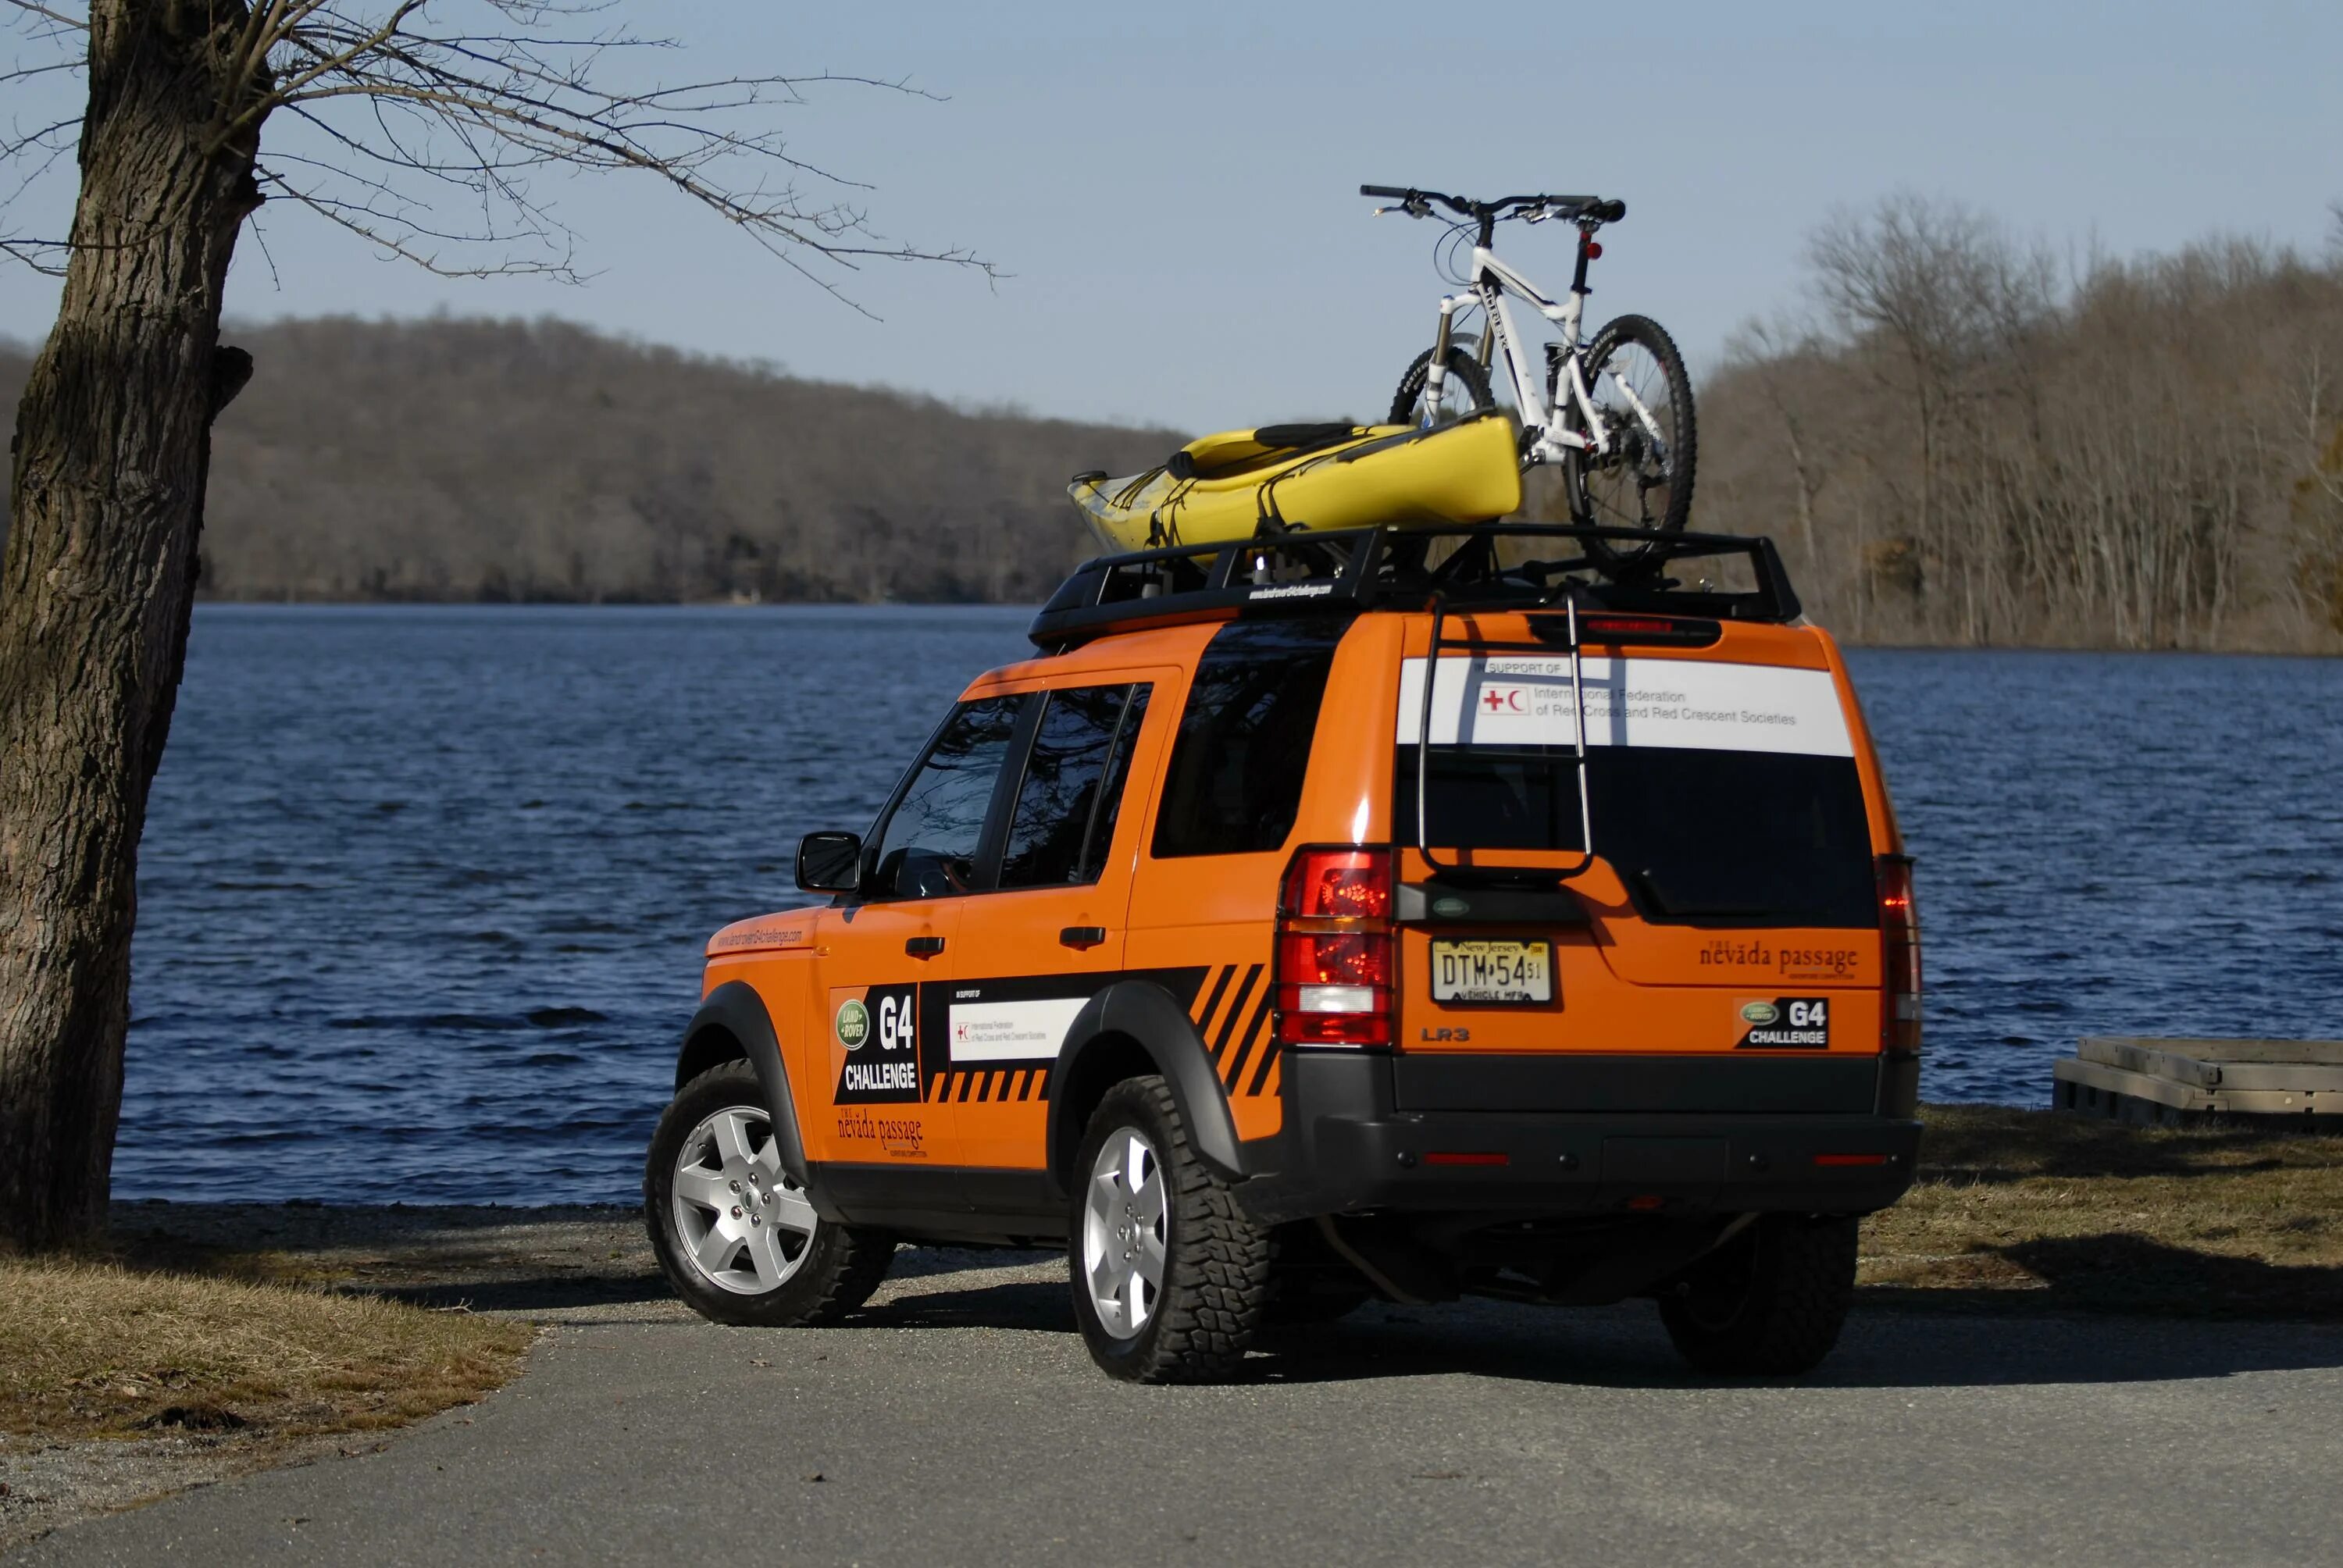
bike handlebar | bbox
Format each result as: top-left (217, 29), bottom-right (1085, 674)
top-left (1359, 185), bottom-right (1625, 226)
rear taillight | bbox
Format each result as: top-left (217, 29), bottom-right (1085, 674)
top-left (1275, 846), bottom-right (1393, 1047)
top-left (1878, 853), bottom-right (1921, 1059)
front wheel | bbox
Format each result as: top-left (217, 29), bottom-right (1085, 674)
top-left (644, 1061), bottom-right (894, 1327)
top-left (1069, 1076), bottom-right (1272, 1383)
top-left (1389, 346), bottom-right (1495, 428)
top-left (1561, 312), bottom-right (1697, 547)
top-left (1656, 1215), bottom-right (1857, 1377)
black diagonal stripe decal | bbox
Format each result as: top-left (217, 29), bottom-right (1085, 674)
top-left (1211, 964), bottom-right (1263, 1066)
top-left (1193, 963), bottom-right (1236, 1034)
top-left (1245, 1025), bottom-right (1282, 1096)
top-left (956, 1072), bottom-right (975, 1103)
top-left (1032, 1065), bottom-right (1052, 1101)
top-left (1224, 985), bottom-right (1273, 1091)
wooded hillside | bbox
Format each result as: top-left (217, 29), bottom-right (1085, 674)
top-left (4, 204), bottom-right (2338, 649)
top-left (1699, 199), bottom-right (2343, 652)
top-left (0, 317), bottom-right (1179, 604)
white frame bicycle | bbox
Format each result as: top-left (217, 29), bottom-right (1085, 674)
top-left (1364, 184), bottom-right (1696, 536)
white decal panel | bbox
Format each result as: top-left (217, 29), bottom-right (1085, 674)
top-left (1396, 656), bottom-right (1853, 758)
top-left (948, 996), bottom-right (1090, 1064)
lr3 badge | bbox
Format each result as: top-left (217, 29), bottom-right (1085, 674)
top-left (835, 983), bottom-right (921, 1102)
top-left (1736, 997), bottom-right (1830, 1049)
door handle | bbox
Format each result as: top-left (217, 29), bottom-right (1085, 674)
top-left (1059, 926), bottom-right (1108, 950)
top-left (905, 936), bottom-right (946, 957)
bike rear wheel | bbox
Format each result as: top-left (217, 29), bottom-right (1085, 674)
top-left (1389, 347), bottom-right (1494, 428)
top-left (1560, 313), bottom-right (1696, 548)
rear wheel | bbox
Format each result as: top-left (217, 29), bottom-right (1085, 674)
top-left (1069, 1076), bottom-right (1271, 1383)
top-left (645, 1061), bottom-right (893, 1327)
top-left (1657, 1215), bottom-right (1857, 1376)
top-left (1561, 312), bottom-right (1696, 550)
top-left (1389, 346), bottom-right (1496, 428)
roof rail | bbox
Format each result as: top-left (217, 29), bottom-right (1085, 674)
top-left (1027, 523), bottom-right (1803, 651)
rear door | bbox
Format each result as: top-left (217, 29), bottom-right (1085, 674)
top-left (1391, 630), bottom-right (1883, 1067)
top-left (944, 676), bottom-right (1170, 1166)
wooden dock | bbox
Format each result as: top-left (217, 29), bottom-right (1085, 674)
top-left (2054, 1037), bottom-right (2343, 1126)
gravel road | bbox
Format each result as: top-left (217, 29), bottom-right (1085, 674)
top-left (18, 1244), bottom-right (2343, 1567)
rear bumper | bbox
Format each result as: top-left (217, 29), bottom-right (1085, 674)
top-left (1236, 1049), bottom-right (1920, 1225)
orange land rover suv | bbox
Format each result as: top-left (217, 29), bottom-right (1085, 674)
top-left (644, 523), bottom-right (1923, 1383)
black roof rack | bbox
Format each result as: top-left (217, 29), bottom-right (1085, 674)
top-left (1027, 523), bottom-right (1803, 651)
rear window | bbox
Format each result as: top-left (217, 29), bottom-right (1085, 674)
top-left (1151, 618), bottom-right (1344, 859)
top-left (1395, 651), bottom-right (1876, 928)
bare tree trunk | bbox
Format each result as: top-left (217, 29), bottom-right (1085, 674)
top-left (0, 0), bottom-right (263, 1251)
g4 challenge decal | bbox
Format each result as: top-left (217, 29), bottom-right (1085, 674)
top-left (1736, 996), bottom-right (1830, 1049)
top-left (835, 983), bottom-right (922, 1102)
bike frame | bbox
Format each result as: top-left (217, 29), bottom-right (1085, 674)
top-left (1421, 238), bottom-right (1668, 469)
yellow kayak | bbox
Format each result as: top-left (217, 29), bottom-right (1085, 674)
top-left (1068, 411), bottom-right (1521, 553)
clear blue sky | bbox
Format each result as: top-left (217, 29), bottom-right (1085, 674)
top-left (2, 0), bottom-right (2337, 431)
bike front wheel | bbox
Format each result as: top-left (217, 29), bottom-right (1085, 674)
top-left (1561, 313), bottom-right (1696, 545)
top-left (1388, 347), bottom-right (1494, 428)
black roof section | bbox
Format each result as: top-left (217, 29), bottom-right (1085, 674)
top-left (1029, 522), bottom-right (1803, 651)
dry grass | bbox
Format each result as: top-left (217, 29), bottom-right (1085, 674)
top-left (1866, 1104), bottom-right (2343, 1315)
top-left (0, 1259), bottom-right (532, 1442)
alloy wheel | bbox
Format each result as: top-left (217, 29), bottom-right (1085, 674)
top-left (1081, 1125), bottom-right (1168, 1338)
top-left (669, 1104), bottom-right (818, 1295)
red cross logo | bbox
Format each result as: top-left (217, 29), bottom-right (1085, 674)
top-left (1481, 688), bottom-right (1525, 713)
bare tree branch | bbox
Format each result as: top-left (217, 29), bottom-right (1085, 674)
top-left (1, 0), bottom-right (88, 34)
top-left (1, 1), bottom-right (995, 307)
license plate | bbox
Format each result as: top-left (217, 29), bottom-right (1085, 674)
top-left (1429, 939), bottom-right (1554, 1005)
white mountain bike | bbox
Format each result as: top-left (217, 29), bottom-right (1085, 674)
top-left (1363, 184), bottom-right (1696, 542)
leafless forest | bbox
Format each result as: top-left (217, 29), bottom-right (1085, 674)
top-left (1701, 198), bottom-right (2343, 651)
top-left (2, 199), bottom-right (2338, 647)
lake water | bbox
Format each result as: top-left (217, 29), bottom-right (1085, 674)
top-left (118, 607), bottom-right (2343, 1205)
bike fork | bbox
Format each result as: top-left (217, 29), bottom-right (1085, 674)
top-left (1421, 296), bottom-right (1461, 423)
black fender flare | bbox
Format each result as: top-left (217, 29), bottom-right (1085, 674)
top-left (1045, 979), bottom-right (1245, 1193)
top-left (676, 980), bottom-right (811, 1191)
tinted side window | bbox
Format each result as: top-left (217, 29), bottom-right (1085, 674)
top-left (1150, 619), bottom-right (1343, 859)
top-left (999, 684), bottom-right (1152, 889)
top-left (869, 696), bottom-right (1024, 900)
top-left (1086, 686), bottom-right (1150, 871)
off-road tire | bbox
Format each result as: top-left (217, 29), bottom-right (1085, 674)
top-left (1389, 346), bottom-right (1496, 427)
top-left (1069, 1075), bottom-right (1272, 1383)
top-left (1657, 1215), bottom-right (1857, 1377)
top-left (1564, 312), bottom-right (1697, 551)
top-left (644, 1061), bottom-right (894, 1327)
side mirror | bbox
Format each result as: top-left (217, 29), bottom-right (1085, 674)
top-left (796, 831), bottom-right (864, 894)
